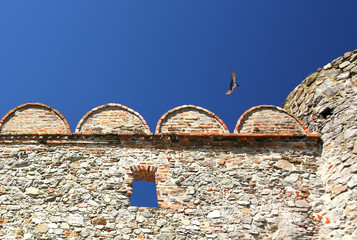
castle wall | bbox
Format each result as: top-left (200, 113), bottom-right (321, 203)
top-left (0, 102), bottom-right (323, 239)
top-left (283, 49), bottom-right (357, 239)
top-left (0, 136), bottom-right (320, 239)
top-left (1, 50), bottom-right (354, 239)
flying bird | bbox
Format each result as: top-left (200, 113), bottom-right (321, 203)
top-left (225, 70), bottom-right (239, 95)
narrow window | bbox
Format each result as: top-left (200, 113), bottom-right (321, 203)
top-left (130, 167), bottom-right (159, 207)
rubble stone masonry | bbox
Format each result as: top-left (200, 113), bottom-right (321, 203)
top-left (283, 48), bottom-right (357, 239)
top-left (0, 49), bottom-right (355, 239)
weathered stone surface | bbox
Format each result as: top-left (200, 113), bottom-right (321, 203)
top-left (305, 72), bottom-right (318, 86)
top-left (274, 160), bottom-right (295, 171)
top-left (295, 199), bottom-right (310, 208)
top-left (351, 65), bottom-right (357, 74)
top-left (1, 49), bottom-right (356, 240)
top-left (337, 71), bottom-right (350, 80)
top-left (207, 210), bottom-right (221, 218)
top-left (34, 224), bottom-right (48, 233)
top-left (283, 48), bottom-right (357, 240)
top-left (0, 134), bottom-right (320, 239)
top-left (25, 187), bottom-right (40, 195)
top-left (92, 217), bottom-right (107, 225)
top-left (339, 61), bottom-right (351, 69)
top-left (67, 214), bottom-right (84, 227)
top-left (347, 175), bottom-right (357, 189)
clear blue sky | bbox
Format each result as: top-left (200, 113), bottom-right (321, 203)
top-left (0, 1), bottom-right (356, 133)
top-left (0, 0), bottom-right (356, 207)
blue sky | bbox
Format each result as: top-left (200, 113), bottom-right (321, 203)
top-left (0, 1), bottom-right (356, 133)
top-left (0, 0), bottom-right (356, 207)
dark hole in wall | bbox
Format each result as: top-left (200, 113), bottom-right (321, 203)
top-left (320, 107), bottom-right (333, 119)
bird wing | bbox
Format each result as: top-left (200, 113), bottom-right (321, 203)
top-left (226, 70), bottom-right (238, 95)
top-left (231, 70), bottom-right (237, 83)
top-left (226, 89), bottom-right (232, 95)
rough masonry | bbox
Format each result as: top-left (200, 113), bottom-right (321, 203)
top-left (0, 49), bottom-right (355, 240)
top-left (283, 48), bottom-right (357, 239)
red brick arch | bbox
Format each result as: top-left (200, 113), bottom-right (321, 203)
top-left (155, 105), bottom-right (229, 134)
top-left (0, 103), bottom-right (71, 134)
top-left (75, 103), bottom-right (151, 134)
top-left (235, 105), bottom-right (310, 135)
top-left (130, 165), bottom-right (158, 182)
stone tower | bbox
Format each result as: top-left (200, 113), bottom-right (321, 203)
top-left (283, 49), bottom-right (357, 239)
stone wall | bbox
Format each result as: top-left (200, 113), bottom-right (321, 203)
top-left (0, 102), bottom-right (322, 239)
top-left (1, 49), bottom-right (355, 239)
top-left (0, 136), bottom-right (320, 240)
top-left (283, 49), bottom-right (357, 239)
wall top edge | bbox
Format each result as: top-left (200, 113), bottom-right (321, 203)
top-left (0, 132), bottom-right (321, 143)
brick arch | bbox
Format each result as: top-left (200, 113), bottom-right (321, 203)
top-left (0, 103), bottom-right (71, 134)
top-left (155, 105), bottom-right (229, 134)
top-left (235, 105), bottom-right (310, 135)
top-left (130, 165), bottom-right (158, 182)
top-left (75, 103), bottom-right (151, 134)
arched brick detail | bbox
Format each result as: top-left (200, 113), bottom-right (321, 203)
top-left (235, 105), bottom-right (310, 135)
top-left (75, 103), bottom-right (151, 134)
top-left (0, 103), bottom-right (70, 134)
top-left (130, 165), bottom-right (157, 182)
top-left (155, 105), bottom-right (229, 134)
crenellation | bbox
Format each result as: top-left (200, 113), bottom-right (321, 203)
top-left (235, 105), bottom-right (309, 136)
top-left (0, 49), bottom-right (356, 239)
top-left (75, 103), bottom-right (150, 135)
top-left (156, 105), bottom-right (229, 135)
top-left (0, 103), bottom-right (70, 135)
